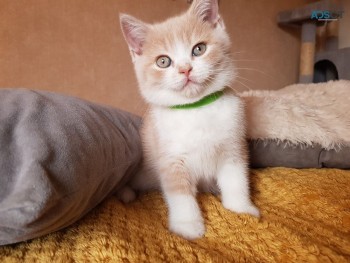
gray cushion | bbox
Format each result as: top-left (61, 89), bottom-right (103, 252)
top-left (0, 89), bottom-right (142, 245)
top-left (319, 148), bottom-right (350, 169)
top-left (249, 140), bottom-right (350, 169)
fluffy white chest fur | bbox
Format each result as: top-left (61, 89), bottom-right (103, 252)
top-left (152, 94), bottom-right (243, 181)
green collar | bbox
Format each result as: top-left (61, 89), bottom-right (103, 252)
top-left (169, 90), bottom-right (224, 110)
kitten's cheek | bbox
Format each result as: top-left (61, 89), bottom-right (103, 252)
top-left (149, 68), bottom-right (167, 84)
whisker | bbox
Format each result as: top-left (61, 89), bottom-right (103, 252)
top-left (231, 51), bottom-right (248, 55)
top-left (234, 79), bottom-right (252, 91)
top-left (235, 75), bottom-right (255, 84)
top-left (231, 59), bottom-right (262, 62)
top-left (225, 84), bottom-right (239, 93)
top-left (235, 67), bottom-right (273, 79)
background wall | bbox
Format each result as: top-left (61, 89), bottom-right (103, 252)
top-left (339, 0), bottom-right (350, 49)
top-left (0, 0), bottom-right (318, 115)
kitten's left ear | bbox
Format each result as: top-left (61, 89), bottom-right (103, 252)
top-left (189, 0), bottom-right (223, 26)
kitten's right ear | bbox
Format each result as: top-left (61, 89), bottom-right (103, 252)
top-left (119, 14), bottom-right (148, 56)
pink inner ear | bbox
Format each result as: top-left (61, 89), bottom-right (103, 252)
top-left (191, 0), bottom-right (219, 24)
top-left (124, 28), bottom-right (142, 55)
top-left (120, 15), bottom-right (147, 55)
top-left (207, 0), bottom-right (219, 23)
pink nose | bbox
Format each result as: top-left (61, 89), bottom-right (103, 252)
top-left (179, 65), bottom-right (193, 77)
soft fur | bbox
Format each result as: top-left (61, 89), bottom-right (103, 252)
top-left (120, 0), bottom-right (259, 240)
top-left (240, 80), bottom-right (350, 150)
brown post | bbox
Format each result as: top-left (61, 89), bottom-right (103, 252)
top-left (299, 22), bottom-right (317, 83)
top-left (325, 20), bottom-right (339, 51)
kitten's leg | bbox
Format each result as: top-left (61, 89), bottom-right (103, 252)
top-left (116, 164), bottom-right (159, 203)
top-left (116, 185), bottom-right (137, 203)
top-left (161, 166), bottom-right (205, 240)
top-left (217, 162), bottom-right (260, 217)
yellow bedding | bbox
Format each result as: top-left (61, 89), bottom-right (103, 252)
top-left (1, 168), bottom-right (349, 262)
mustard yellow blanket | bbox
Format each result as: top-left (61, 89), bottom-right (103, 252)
top-left (1, 168), bottom-right (349, 262)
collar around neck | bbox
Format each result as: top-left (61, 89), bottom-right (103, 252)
top-left (169, 89), bottom-right (226, 110)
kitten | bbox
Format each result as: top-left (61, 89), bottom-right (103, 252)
top-left (119, 0), bottom-right (259, 240)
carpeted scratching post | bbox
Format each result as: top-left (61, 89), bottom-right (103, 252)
top-left (277, 0), bottom-right (350, 83)
top-left (299, 22), bottom-right (317, 83)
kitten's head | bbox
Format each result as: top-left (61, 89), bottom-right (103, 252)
top-left (120, 0), bottom-right (235, 107)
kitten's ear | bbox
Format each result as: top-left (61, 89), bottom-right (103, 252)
top-left (120, 14), bottom-right (148, 56)
top-left (189, 0), bottom-right (221, 25)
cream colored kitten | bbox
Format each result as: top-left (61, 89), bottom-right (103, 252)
top-left (119, 0), bottom-right (259, 240)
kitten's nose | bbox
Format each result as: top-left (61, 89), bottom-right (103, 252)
top-left (178, 65), bottom-right (193, 77)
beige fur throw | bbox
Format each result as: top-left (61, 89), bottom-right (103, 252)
top-left (239, 80), bottom-right (350, 150)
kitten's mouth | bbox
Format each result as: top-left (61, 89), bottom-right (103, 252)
top-left (184, 79), bottom-right (192, 87)
top-left (179, 78), bottom-right (205, 98)
top-left (182, 78), bottom-right (198, 89)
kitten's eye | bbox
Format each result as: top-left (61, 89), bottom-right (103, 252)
top-left (192, 43), bottom-right (207, 57)
top-left (156, 56), bottom-right (171, 68)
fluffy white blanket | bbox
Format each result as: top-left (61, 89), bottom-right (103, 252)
top-left (239, 80), bottom-right (350, 150)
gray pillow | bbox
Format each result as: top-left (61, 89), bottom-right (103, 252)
top-left (0, 88), bottom-right (142, 245)
top-left (249, 139), bottom-right (350, 169)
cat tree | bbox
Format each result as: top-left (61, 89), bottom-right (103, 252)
top-left (277, 0), bottom-right (350, 83)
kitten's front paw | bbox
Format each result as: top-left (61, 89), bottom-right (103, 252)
top-left (223, 202), bottom-right (260, 218)
top-left (169, 219), bottom-right (205, 240)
